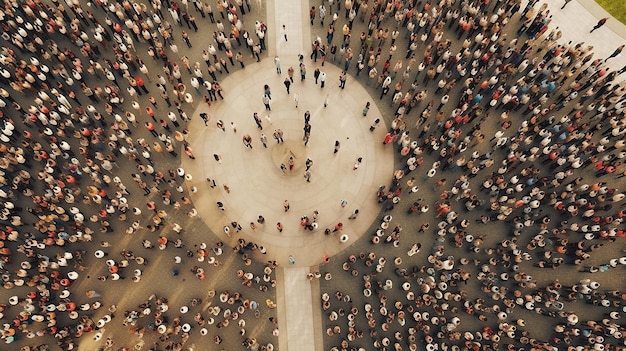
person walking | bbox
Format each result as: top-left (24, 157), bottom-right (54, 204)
top-left (283, 77), bottom-right (291, 94)
top-left (319, 71), bottom-right (326, 88)
top-left (263, 95), bottom-right (271, 111)
top-left (561, 0), bottom-right (572, 9)
top-left (236, 52), bottom-right (245, 68)
top-left (287, 66), bottom-right (295, 82)
top-left (590, 17), bottom-right (608, 33)
top-left (333, 140), bottom-right (340, 154)
top-left (283, 200), bottom-right (290, 212)
top-left (253, 112), bottom-right (263, 130)
top-left (243, 134), bottom-right (253, 148)
top-left (264, 84), bottom-right (272, 99)
top-left (348, 209), bottom-right (359, 219)
top-left (309, 6), bottom-right (316, 25)
top-left (353, 157), bottom-right (363, 170)
top-left (605, 45), bottom-right (624, 62)
top-left (300, 63), bottom-right (306, 81)
top-left (200, 113), bottom-right (209, 126)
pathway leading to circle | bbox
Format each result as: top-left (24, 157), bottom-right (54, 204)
top-left (181, 1), bottom-right (393, 350)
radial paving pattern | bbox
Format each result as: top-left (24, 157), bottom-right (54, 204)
top-left (184, 59), bottom-right (393, 267)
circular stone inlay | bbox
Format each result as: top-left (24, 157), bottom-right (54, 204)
top-left (183, 59), bottom-right (394, 267)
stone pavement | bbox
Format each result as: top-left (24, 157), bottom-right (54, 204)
top-left (549, 0), bottom-right (626, 72)
top-left (183, 58), bottom-right (393, 268)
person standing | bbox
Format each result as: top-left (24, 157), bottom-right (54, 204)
top-left (339, 71), bottom-right (346, 89)
top-left (319, 71), bottom-right (326, 88)
top-left (283, 200), bottom-right (290, 212)
top-left (260, 134), bottom-right (268, 148)
top-left (590, 17), bottom-right (608, 33)
top-left (274, 56), bottom-right (281, 74)
top-left (438, 94), bottom-right (449, 110)
top-left (145, 122), bottom-right (158, 137)
top-left (288, 156), bottom-right (295, 171)
top-left (182, 30), bottom-right (192, 47)
top-left (304, 170), bottom-right (311, 182)
top-left (300, 63), bottom-right (306, 81)
top-left (303, 123), bottom-right (311, 145)
top-left (305, 157), bottom-right (313, 171)
top-left (319, 4), bottom-right (326, 26)
top-left (184, 144), bottom-right (196, 159)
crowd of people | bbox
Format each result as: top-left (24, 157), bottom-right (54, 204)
top-left (0, 0), bottom-right (625, 350)
top-left (0, 0), bottom-right (283, 350)
top-left (311, 0), bottom-right (625, 351)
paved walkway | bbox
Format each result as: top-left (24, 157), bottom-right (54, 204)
top-left (542, 0), bottom-right (626, 72)
top-left (272, 2), bottom-right (319, 351)
top-left (275, 267), bottom-right (318, 351)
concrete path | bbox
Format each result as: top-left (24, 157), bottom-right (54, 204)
top-left (541, 0), bottom-right (626, 72)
